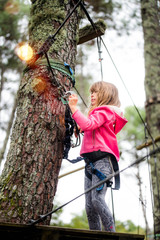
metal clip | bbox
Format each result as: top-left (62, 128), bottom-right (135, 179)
top-left (63, 91), bottom-right (72, 99)
top-left (61, 91), bottom-right (72, 105)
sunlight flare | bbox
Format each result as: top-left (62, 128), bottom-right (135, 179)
top-left (16, 42), bottom-right (33, 62)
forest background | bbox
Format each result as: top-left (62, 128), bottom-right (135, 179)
top-left (0, 0), bottom-right (156, 235)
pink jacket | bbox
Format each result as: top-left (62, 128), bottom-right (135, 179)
top-left (72, 105), bottom-right (128, 161)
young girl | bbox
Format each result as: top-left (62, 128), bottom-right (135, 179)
top-left (68, 81), bottom-right (127, 232)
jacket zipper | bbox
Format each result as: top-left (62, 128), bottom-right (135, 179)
top-left (92, 130), bottom-right (95, 148)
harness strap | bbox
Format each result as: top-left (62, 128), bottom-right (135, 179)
top-left (24, 58), bottom-right (75, 86)
top-left (65, 156), bottom-right (84, 164)
top-left (85, 162), bottom-right (113, 191)
top-left (65, 153), bottom-right (120, 191)
top-left (110, 156), bottom-right (120, 190)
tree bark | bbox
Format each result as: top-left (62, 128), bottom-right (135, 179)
top-left (141, 0), bottom-right (160, 234)
top-left (136, 162), bottom-right (150, 234)
top-left (0, 0), bottom-right (80, 225)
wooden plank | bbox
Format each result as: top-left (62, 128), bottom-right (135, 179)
top-left (77, 19), bottom-right (107, 45)
top-left (0, 222), bottom-right (145, 240)
top-left (136, 135), bottom-right (160, 150)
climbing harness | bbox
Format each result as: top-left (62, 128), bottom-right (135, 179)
top-left (64, 151), bottom-right (120, 191)
top-left (84, 152), bottom-right (120, 190)
top-left (28, 146), bottom-right (160, 225)
top-left (86, 162), bottom-right (113, 191)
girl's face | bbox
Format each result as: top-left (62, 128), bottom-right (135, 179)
top-left (90, 91), bottom-right (98, 106)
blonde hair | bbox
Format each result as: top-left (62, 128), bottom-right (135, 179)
top-left (88, 81), bottom-right (121, 113)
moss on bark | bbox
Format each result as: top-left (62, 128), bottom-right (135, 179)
top-left (0, 0), bottom-right (81, 224)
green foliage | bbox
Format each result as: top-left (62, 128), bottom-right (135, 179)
top-left (0, 0), bottom-right (30, 77)
top-left (50, 201), bottom-right (64, 227)
top-left (122, 106), bottom-right (145, 146)
top-left (116, 220), bottom-right (145, 235)
top-left (63, 210), bottom-right (89, 229)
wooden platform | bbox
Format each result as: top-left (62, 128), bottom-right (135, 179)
top-left (0, 222), bottom-right (145, 240)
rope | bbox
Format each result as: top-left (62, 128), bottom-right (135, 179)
top-left (28, 146), bottom-right (160, 225)
top-left (97, 37), bottom-right (103, 81)
top-left (24, 57), bottom-right (75, 87)
top-left (111, 188), bottom-right (115, 225)
top-left (37, 58), bottom-right (75, 84)
top-left (58, 166), bottom-right (84, 179)
top-left (73, 85), bottom-right (88, 108)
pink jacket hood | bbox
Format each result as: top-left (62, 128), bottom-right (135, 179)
top-left (105, 105), bottom-right (127, 134)
top-left (72, 105), bottom-right (128, 161)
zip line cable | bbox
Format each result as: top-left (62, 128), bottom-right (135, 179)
top-left (28, 146), bottom-right (160, 225)
top-left (73, 85), bottom-right (88, 108)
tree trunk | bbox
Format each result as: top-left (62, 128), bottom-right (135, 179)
top-left (0, 0), bottom-right (80, 225)
top-left (136, 162), bottom-right (150, 234)
top-left (141, 0), bottom-right (160, 234)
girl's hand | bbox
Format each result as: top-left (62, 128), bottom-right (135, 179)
top-left (68, 94), bottom-right (78, 114)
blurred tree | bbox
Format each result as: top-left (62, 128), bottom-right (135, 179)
top-left (141, 0), bottom-right (160, 234)
top-left (121, 106), bottom-right (145, 146)
top-left (0, 0), bottom-right (30, 164)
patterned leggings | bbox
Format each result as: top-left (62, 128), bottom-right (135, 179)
top-left (84, 157), bottom-right (115, 232)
